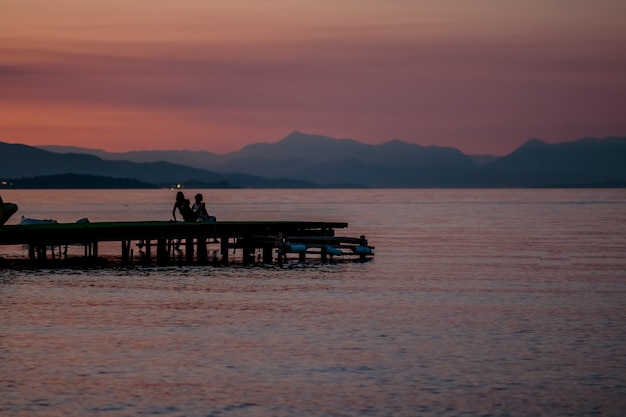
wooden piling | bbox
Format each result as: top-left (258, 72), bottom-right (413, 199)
top-left (197, 237), bottom-right (208, 264)
top-left (157, 239), bottom-right (168, 265)
top-left (220, 236), bottom-right (229, 266)
top-left (184, 238), bottom-right (193, 263)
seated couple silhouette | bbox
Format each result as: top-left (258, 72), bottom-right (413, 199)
top-left (172, 192), bottom-right (215, 222)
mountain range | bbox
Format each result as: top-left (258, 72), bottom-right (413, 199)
top-left (2, 131), bottom-right (626, 188)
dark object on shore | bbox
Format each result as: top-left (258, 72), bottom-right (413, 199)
top-left (0, 195), bottom-right (18, 226)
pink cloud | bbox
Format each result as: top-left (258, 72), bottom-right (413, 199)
top-left (1, 1), bottom-right (625, 154)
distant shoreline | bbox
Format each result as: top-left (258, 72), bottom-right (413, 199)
top-left (1, 174), bottom-right (625, 190)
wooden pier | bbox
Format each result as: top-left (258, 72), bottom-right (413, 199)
top-left (0, 220), bottom-right (374, 267)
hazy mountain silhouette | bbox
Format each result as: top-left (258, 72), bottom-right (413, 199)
top-left (0, 142), bottom-right (316, 188)
top-left (40, 131), bottom-right (475, 171)
top-left (40, 131), bottom-right (481, 187)
top-left (486, 136), bottom-right (626, 186)
top-left (8, 132), bottom-right (626, 187)
top-left (468, 154), bottom-right (499, 166)
top-left (41, 146), bottom-right (223, 168)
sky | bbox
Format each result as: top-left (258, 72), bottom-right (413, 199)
top-left (1, 0), bottom-right (625, 155)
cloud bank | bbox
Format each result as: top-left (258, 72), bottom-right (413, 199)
top-left (1, 0), bottom-right (625, 154)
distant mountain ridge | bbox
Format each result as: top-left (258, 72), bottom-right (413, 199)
top-left (3, 132), bottom-right (626, 188)
top-left (35, 131), bottom-right (482, 187)
top-left (0, 141), bottom-right (316, 188)
top-left (41, 131), bottom-right (475, 170)
top-left (488, 137), bottom-right (626, 181)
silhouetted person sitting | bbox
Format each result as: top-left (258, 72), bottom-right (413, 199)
top-left (192, 193), bottom-right (212, 222)
top-left (172, 191), bottom-right (197, 222)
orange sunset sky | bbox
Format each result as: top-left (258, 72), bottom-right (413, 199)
top-left (1, 0), bottom-right (625, 155)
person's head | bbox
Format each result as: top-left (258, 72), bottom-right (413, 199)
top-left (176, 191), bottom-right (185, 202)
top-left (195, 193), bottom-right (203, 203)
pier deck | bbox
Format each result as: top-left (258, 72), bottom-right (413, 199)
top-left (0, 220), bottom-right (374, 267)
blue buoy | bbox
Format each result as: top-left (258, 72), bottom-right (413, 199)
top-left (287, 244), bottom-right (307, 253)
top-left (352, 246), bottom-right (372, 255)
top-left (325, 245), bottom-right (343, 256)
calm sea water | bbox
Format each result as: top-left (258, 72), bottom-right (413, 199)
top-left (1, 189), bottom-right (626, 417)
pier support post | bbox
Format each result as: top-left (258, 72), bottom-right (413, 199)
top-left (242, 240), bottom-right (254, 265)
top-left (185, 238), bottom-right (194, 264)
top-left (121, 240), bottom-right (131, 264)
top-left (197, 237), bottom-right (208, 264)
top-left (36, 245), bottom-right (46, 261)
top-left (157, 239), bottom-right (168, 266)
top-left (359, 235), bottom-right (368, 261)
top-left (144, 239), bottom-right (152, 265)
top-left (220, 236), bottom-right (229, 266)
top-left (262, 245), bottom-right (273, 264)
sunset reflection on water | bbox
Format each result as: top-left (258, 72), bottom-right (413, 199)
top-left (2, 189), bottom-right (626, 416)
